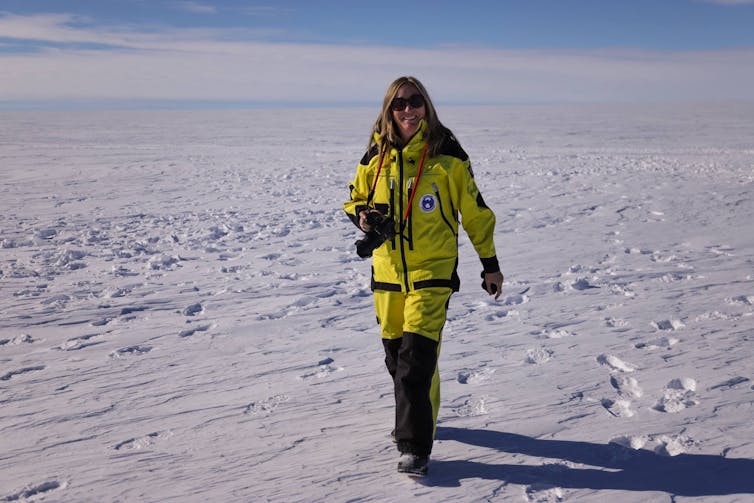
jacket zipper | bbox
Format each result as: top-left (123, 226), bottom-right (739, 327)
top-left (406, 178), bottom-right (414, 251)
top-left (397, 150), bottom-right (410, 291)
top-left (389, 179), bottom-right (396, 250)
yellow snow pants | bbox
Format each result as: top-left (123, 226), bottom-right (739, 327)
top-left (375, 287), bottom-right (452, 456)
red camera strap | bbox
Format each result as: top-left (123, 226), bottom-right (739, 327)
top-left (366, 149), bottom-right (387, 207)
top-left (402, 143), bottom-right (429, 225)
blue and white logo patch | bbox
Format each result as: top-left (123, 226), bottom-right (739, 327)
top-left (419, 194), bottom-right (437, 213)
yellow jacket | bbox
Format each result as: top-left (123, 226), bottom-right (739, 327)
top-left (344, 121), bottom-right (499, 293)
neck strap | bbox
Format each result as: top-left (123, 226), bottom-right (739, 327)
top-left (402, 144), bottom-right (429, 225)
top-left (365, 148), bottom-right (387, 207)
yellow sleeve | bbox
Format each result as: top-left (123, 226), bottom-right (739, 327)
top-left (343, 157), bottom-right (374, 228)
top-left (450, 158), bottom-right (499, 271)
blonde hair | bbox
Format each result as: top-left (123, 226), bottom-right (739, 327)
top-left (368, 76), bottom-right (451, 158)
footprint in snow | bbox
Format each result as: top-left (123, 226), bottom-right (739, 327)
top-left (244, 394), bottom-right (290, 415)
top-left (553, 278), bottom-right (599, 292)
top-left (34, 228), bottom-right (58, 240)
top-left (3, 480), bottom-right (68, 502)
top-left (0, 334), bottom-right (35, 346)
top-left (182, 303), bottom-right (204, 316)
top-left (601, 397), bottom-right (635, 418)
top-left (610, 375), bottom-right (643, 399)
top-left (259, 252), bottom-right (282, 261)
top-left (609, 283), bottom-right (636, 297)
top-left (457, 367), bottom-right (495, 384)
top-left (113, 431), bottom-right (173, 451)
top-left (709, 245), bottom-right (734, 257)
top-left (658, 272), bottom-right (695, 283)
top-left (178, 323), bottom-right (212, 338)
top-left (708, 376), bottom-right (750, 391)
top-left (257, 296), bottom-right (318, 321)
top-left (694, 311), bottom-right (729, 322)
top-left (102, 286), bottom-right (133, 299)
top-left (526, 347), bottom-right (553, 364)
top-left (541, 328), bottom-right (573, 339)
top-left (654, 378), bottom-right (699, 413)
top-left (91, 317), bottom-right (113, 327)
top-left (110, 345), bottom-right (153, 359)
top-left (525, 480), bottom-right (565, 502)
top-left (651, 319), bottom-right (685, 331)
top-left (52, 249), bottom-right (86, 270)
top-left (148, 254), bottom-right (181, 270)
top-left (0, 365), bottom-right (45, 381)
top-left (111, 266), bottom-right (139, 277)
top-left (298, 357), bottom-right (344, 380)
top-left (624, 246), bottom-right (652, 255)
top-left (484, 309), bottom-right (519, 321)
top-left (450, 395), bottom-right (489, 417)
top-left (597, 354), bottom-right (636, 373)
top-left (56, 334), bottom-right (103, 351)
top-left (609, 435), bottom-right (647, 450)
top-left (635, 335), bottom-right (679, 350)
top-left (11, 285), bottom-right (47, 299)
top-left (605, 317), bottom-right (629, 329)
top-left (571, 278), bottom-right (600, 291)
top-left (602, 373), bottom-right (642, 418)
top-left (652, 434), bottom-right (695, 456)
top-left (726, 295), bottom-right (754, 306)
top-left (502, 293), bottom-right (529, 306)
top-left (119, 306), bottom-right (147, 317)
top-left (650, 252), bottom-right (677, 263)
top-left (40, 294), bottom-right (70, 309)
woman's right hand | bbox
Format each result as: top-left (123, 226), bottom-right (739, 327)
top-left (359, 210), bottom-right (380, 232)
top-left (358, 211), bottom-right (371, 232)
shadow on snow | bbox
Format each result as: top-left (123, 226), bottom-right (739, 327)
top-left (427, 427), bottom-right (754, 496)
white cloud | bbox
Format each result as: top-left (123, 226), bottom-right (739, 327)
top-left (239, 6), bottom-right (294, 17)
top-left (0, 13), bottom-right (93, 44)
top-left (1, 14), bottom-right (753, 105)
top-left (698, 0), bottom-right (754, 4)
top-left (173, 2), bottom-right (218, 14)
top-left (0, 13), bottom-right (283, 49)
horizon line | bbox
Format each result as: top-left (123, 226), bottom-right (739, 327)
top-left (3, 97), bottom-right (754, 113)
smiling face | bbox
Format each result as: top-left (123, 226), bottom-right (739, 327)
top-left (391, 83), bottom-right (426, 144)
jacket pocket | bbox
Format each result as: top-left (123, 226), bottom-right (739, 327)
top-left (432, 182), bottom-right (457, 238)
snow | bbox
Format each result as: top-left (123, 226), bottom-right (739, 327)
top-left (1, 103), bottom-right (753, 502)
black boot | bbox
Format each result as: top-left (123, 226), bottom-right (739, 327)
top-left (397, 453), bottom-right (429, 476)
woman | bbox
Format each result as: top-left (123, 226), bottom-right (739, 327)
top-left (344, 76), bottom-right (504, 476)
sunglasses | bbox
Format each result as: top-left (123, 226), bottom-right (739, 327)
top-left (390, 94), bottom-right (425, 111)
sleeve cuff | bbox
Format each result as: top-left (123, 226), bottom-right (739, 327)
top-left (347, 205), bottom-right (368, 230)
top-left (480, 255), bottom-right (500, 273)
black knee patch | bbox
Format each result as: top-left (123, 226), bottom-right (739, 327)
top-left (397, 332), bottom-right (438, 385)
top-left (382, 337), bottom-right (402, 379)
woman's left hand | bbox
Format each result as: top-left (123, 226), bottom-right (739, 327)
top-left (484, 271), bottom-right (504, 300)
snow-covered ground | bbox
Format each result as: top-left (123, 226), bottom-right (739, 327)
top-left (1, 103), bottom-right (753, 502)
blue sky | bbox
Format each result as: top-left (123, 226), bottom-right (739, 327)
top-left (2, 0), bottom-right (754, 108)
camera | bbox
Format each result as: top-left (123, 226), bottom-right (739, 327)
top-left (355, 211), bottom-right (396, 258)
